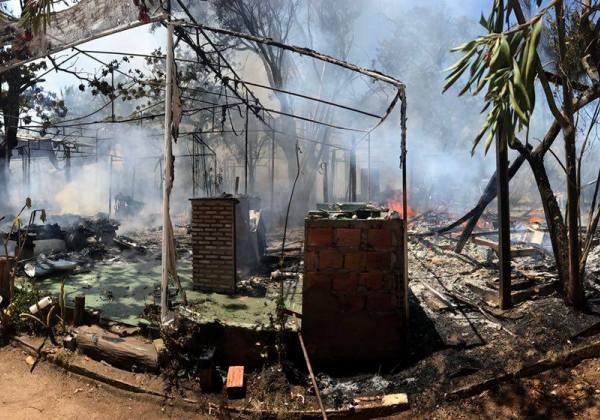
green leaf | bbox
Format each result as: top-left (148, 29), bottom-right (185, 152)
top-left (524, 19), bottom-right (543, 83)
top-left (443, 58), bottom-right (472, 92)
top-left (499, 35), bottom-right (511, 65)
top-left (512, 58), bottom-right (531, 110)
top-left (450, 39), bottom-right (477, 53)
top-left (445, 47), bottom-right (477, 73)
top-left (484, 130), bottom-right (495, 154)
top-left (509, 82), bottom-right (528, 123)
top-left (479, 12), bottom-right (489, 30)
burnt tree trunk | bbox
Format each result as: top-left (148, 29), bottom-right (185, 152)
top-left (527, 154), bottom-right (569, 287)
top-left (564, 123), bottom-right (585, 307)
top-left (451, 82), bottom-right (600, 252)
top-left (555, 0), bottom-right (585, 309)
top-left (453, 152), bottom-right (528, 252)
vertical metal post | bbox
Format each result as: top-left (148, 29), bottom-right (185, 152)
top-left (367, 133), bottom-right (371, 202)
top-left (350, 138), bottom-right (357, 202)
top-left (192, 136), bottom-right (197, 197)
top-left (65, 147), bottom-right (71, 183)
top-left (161, 22), bottom-right (175, 323)
top-left (496, 123), bottom-right (512, 309)
top-left (244, 93), bottom-right (249, 195)
top-left (131, 159), bottom-right (136, 200)
top-left (271, 126), bottom-right (275, 209)
top-left (400, 90), bottom-right (409, 323)
top-left (26, 141), bottom-right (31, 194)
top-left (111, 72), bottom-right (115, 122)
top-left (108, 156), bottom-right (113, 219)
top-left (330, 149), bottom-right (336, 201)
top-left (322, 161), bottom-right (328, 202)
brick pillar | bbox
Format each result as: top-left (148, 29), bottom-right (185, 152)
top-left (303, 218), bottom-right (406, 365)
top-left (190, 198), bottom-right (237, 294)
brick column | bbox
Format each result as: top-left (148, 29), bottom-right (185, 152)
top-left (303, 218), bottom-right (406, 365)
top-left (190, 198), bottom-right (237, 294)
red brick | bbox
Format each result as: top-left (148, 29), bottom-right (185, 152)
top-left (307, 227), bottom-right (333, 247)
top-left (366, 292), bottom-right (397, 312)
top-left (367, 252), bottom-right (392, 270)
top-left (304, 251), bottom-right (317, 271)
top-left (304, 273), bottom-right (331, 290)
top-left (343, 252), bottom-right (364, 270)
top-left (367, 229), bottom-right (393, 249)
top-left (332, 272), bottom-right (359, 291)
top-left (337, 294), bottom-right (364, 313)
top-left (383, 273), bottom-right (397, 290)
top-left (335, 228), bottom-right (361, 248)
top-left (360, 272), bottom-right (384, 290)
top-left (319, 250), bottom-right (343, 269)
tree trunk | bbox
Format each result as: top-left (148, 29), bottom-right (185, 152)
top-left (451, 81), bottom-right (600, 251)
top-left (556, 1), bottom-right (585, 309)
top-left (454, 152), bottom-right (528, 252)
top-left (0, 69), bottom-right (22, 208)
top-left (527, 154), bottom-right (569, 288)
top-left (564, 123), bottom-right (585, 307)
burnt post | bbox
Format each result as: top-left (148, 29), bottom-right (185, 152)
top-left (108, 155), bottom-right (113, 219)
top-left (270, 126), bottom-right (275, 209)
top-left (74, 294), bottom-right (85, 326)
top-left (349, 138), bottom-right (357, 202)
top-left (367, 133), bottom-right (371, 201)
top-left (400, 90), bottom-right (409, 322)
top-left (496, 123), bottom-right (512, 309)
top-left (330, 149), bottom-right (336, 201)
top-left (65, 147), bottom-right (71, 183)
top-left (244, 92), bottom-right (249, 195)
top-left (322, 161), bottom-right (328, 202)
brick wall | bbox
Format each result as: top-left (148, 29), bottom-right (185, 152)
top-left (303, 218), bottom-right (407, 365)
top-left (190, 198), bottom-right (237, 294)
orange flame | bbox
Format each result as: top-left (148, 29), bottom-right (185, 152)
top-left (387, 199), bottom-right (415, 218)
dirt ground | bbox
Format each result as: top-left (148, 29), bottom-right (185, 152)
top-left (2, 343), bottom-right (600, 419)
top-left (0, 345), bottom-right (207, 420)
top-left (399, 358), bottom-right (600, 420)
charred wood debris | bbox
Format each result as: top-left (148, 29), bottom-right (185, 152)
top-left (0, 205), bottom-right (598, 413)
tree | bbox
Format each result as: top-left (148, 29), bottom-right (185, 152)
top-left (0, 2), bottom-right (69, 209)
top-left (445, 0), bottom-right (599, 308)
top-left (209, 0), bottom-right (371, 216)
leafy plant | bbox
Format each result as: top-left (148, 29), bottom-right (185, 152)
top-left (19, 0), bottom-right (55, 36)
top-left (444, 0), bottom-right (549, 153)
top-left (0, 283), bottom-right (41, 335)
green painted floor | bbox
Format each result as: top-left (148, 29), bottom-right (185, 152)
top-left (19, 257), bottom-right (302, 327)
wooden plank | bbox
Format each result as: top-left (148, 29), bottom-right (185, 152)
top-left (353, 393), bottom-right (409, 409)
top-left (465, 281), bottom-right (499, 306)
top-left (226, 366), bottom-right (245, 399)
top-left (471, 237), bottom-right (539, 258)
top-left (510, 247), bottom-right (539, 258)
top-left (511, 281), bottom-right (558, 304)
top-left (471, 236), bottom-right (499, 252)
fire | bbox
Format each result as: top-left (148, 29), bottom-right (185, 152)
top-left (387, 199), bottom-right (415, 218)
top-left (528, 210), bottom-right (545, 225)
